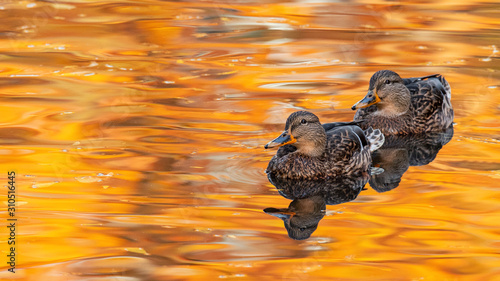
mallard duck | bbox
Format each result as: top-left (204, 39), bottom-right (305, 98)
top-left (351, 70), bottom-right (454, 135)
top-left (265, 111), bottom-right (384, 180)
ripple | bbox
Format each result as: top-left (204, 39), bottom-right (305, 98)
top-left (67, 256), bottom-right (153, 276)
top-left (203, 157), bottom-right (266, 185)
top-left (176, 232), bottom-right (307, 262)
top-left (259, 81), bottom-right (331, 90)
top-left (0, 127), bottom-right (39, 144)
top-left (139, 135), bottom-right (194, 144)
top-left (2, 1), bottom-right (500, 280)
top-left (152, 265), bottom-right (223, 280)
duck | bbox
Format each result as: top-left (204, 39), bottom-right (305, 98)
top-left (351, 70), bottom-right (454, 135)
top-left (265, 111), bottom-right (384, 180)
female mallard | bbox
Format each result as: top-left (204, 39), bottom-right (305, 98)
top-left (265, 111), bottom-right (384, 180)
top-left (351, 70), bottom-right (454, 135)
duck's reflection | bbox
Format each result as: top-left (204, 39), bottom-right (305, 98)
top-left (369, 125), bottom-right (454, 192)
top-left (264, 195), bottom-right (325, 241)
top-left (264, 172), bottom-right (369, 240)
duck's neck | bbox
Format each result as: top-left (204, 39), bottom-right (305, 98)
top-left (295, 135), bottom-right (326, 158)
top-left (376, 88), bottom-right (411, 117)
top-left (297, 144), bottom-right (325, 157)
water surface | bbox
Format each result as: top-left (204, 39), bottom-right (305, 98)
top-left (0, 0), bottom-right (499, 280)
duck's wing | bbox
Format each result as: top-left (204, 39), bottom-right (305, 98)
top-left (325, 125), bottom-right (367, 160)
top-left (324, 123), bottom-right (368, 148)
top-left (404, 74), bottom-right (453, 124)
top-left (404, 74), bottom-right (448, 97)
top-left (324, 125), bottom-right (374, 177)
top-left (322, 121), bottom-right (362, 132)
top-left (363, 127), bottom-right (385, 152)
top-left (402, 74), bottom-right (440, 85)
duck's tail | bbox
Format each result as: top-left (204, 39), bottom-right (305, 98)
top-left (438, 74), bottom-right (451, 101)
top-left (405, 73), bottom-right (451, 101)
top-left (364, 127), bottom-right (385, 152)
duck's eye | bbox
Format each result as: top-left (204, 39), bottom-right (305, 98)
top-left (301, 119), bottom-right (307, 125)
top-left (385, 79), bottom-right (391, 84)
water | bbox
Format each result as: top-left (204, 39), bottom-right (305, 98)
top-left (1, 0), bottom-right (499, 280)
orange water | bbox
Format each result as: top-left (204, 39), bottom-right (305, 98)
top-left (0, 1), bottom-right (499, 280)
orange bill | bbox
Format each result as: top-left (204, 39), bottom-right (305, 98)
top-left (264, 131), bottom-right (296, 149)
top-left (351, 90), bottom-right (381, 110)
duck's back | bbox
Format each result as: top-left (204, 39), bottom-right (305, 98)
top-left (404, 74), bottom-right (454, 133)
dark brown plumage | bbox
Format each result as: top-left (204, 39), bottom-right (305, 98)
top-left (352, 70), bottom-right (454, 135)
top-left (265, 111), bottom-right (384, 180)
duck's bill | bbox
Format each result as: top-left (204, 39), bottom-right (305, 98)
top-left (264, 131), bottom-right (296, 149)
top-left (351, 90), bottom-right (381, 110)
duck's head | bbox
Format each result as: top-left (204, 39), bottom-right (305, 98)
top-left (265, 111), bottom-right (326, 157)
top-left (351, 70), bottom-right (410, 116)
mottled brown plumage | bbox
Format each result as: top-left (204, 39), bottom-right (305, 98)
top-left (352, 70), bottom-right (454, 135)
top-left (265, 111), bottom-right (384, 180)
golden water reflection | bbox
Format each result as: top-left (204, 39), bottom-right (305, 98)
top-left (0, 0), bottom-right (499, 280)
